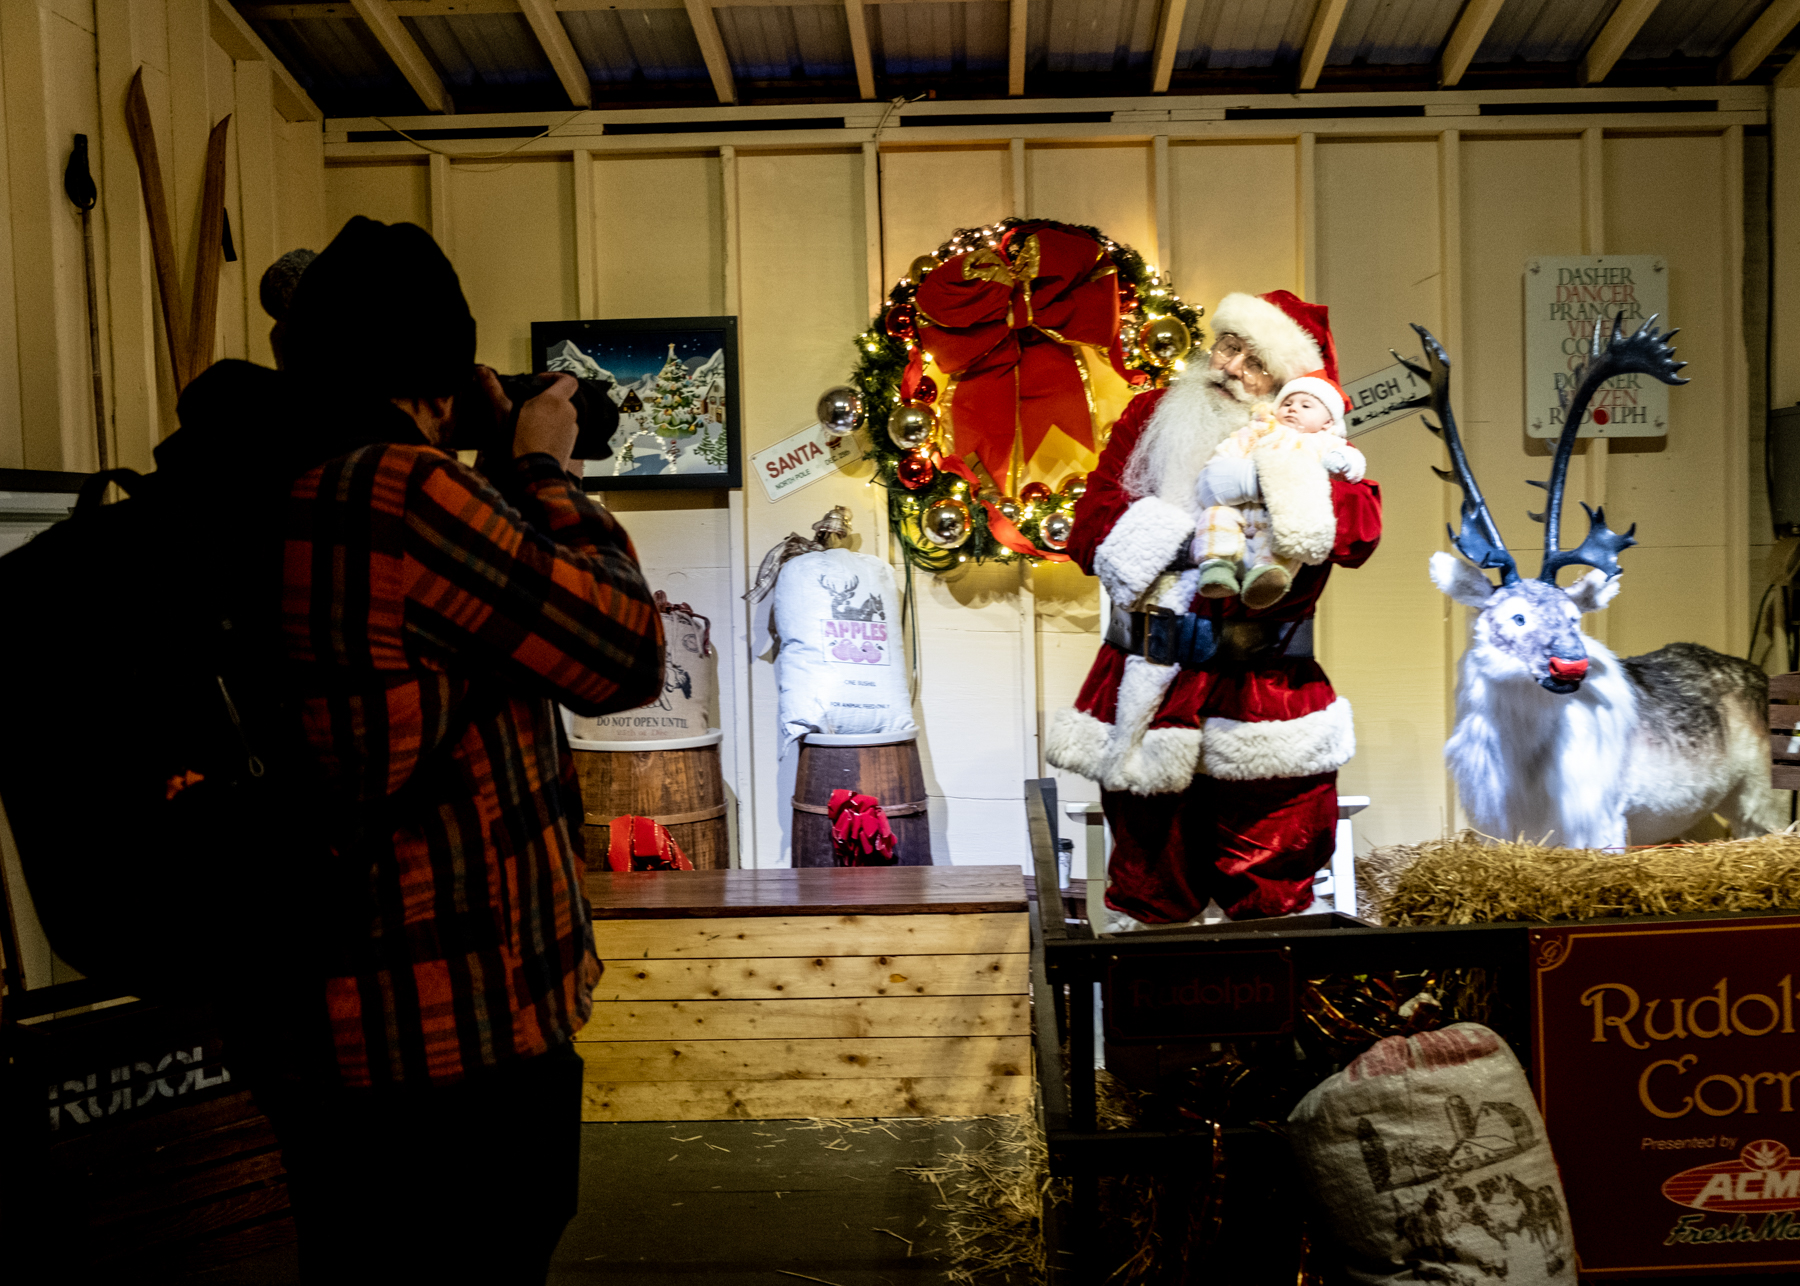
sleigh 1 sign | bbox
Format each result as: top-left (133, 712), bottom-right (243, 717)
top-left (1532, 916), bottom-right (1800, 1275)
top-left (1524, 255), bottom-right (1669, 439)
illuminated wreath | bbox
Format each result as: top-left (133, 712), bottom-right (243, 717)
top-left (827, 218), bottom-right (1205, 573)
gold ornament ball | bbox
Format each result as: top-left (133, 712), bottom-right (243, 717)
top-left (907, 254), bottom-right (940, 285)
top-left (995, 496), bottom-right (1022, 524)
top-left (1060, 473), bottom-right (1087, 502)
top-left (920, 498), bottom-right (972, 549)
top-left (888, 401), bottom-right (938, 450)
top-left (1041, 509), bottom-right (1074, 551)
top-left (1138, 315), bottom-right (1193, 366)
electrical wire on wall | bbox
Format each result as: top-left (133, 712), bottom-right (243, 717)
top-left (372, 109), bottom-right (588, 173)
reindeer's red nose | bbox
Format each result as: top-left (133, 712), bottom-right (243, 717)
top-left (1547, 657), bottom-right (1589, 681)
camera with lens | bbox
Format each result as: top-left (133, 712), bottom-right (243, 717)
top-left (450, 370), bottom-right (620, 463)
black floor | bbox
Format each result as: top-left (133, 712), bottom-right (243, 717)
top-left (188, 1116), bottom-right (1020, 1285)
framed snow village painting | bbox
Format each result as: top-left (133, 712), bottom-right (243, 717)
top-left (532, 315), bottom-right (742, 491)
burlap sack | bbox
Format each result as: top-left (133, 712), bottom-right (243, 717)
top-left (1287, 1023), bottom-right (1575, 1285)
top-left (570, 598), bottom-right (714, 742)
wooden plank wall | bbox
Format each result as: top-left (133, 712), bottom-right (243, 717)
top-left (578, 911), bottom-right (1031, 1121)
top-left (0, 0), bottom-right (326, 476)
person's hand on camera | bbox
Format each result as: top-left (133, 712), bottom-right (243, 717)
top-left (483, 370), bottom-right (578, 475)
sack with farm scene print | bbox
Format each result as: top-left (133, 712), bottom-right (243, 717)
top-left (1287, 1023), bottom-right (1575, 1286)
top-left (571, 592), bottom-right (715, 743)
top-left (771, 548), bottom-right (914, 748)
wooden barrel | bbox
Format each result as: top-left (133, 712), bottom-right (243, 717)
top-left (570, 729), bottom-right (729, 870)
top-left (792, 732), bottom-right (933, 867)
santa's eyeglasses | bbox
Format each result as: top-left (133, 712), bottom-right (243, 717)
top-left (1211, 334), bottom-right (1267, 378)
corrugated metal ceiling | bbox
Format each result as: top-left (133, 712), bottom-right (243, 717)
top-left (1033, 0), bottom-right (1159, 75)
top-left (717, 4), bottom-right (854, 82)
top-left (1621, 0), bottom-right (1766, 60)
top-left (1328, 0), bottom-right (1459, 67)
top-left (559, 9), bottom-right (711, 86)
top-left (876, 2), bottom-right (1009, 77)
top-left (1473, 0), bottom-right (1618, 66)
top-left (1176, 0), bottom-right (1314, 72)
top-left (233, 0), bottom-right (1795, 116)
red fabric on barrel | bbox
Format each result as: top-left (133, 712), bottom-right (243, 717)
top-left (826, 788), bottom-right (898, 866)
top-left (606, 815), bottom-right (695, 872)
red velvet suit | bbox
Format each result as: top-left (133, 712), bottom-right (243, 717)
top-left (1048, 388), bottom-right (1382, 922)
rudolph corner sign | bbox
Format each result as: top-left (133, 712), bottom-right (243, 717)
top-left (1532, 916), bottom-right (1800, 1275)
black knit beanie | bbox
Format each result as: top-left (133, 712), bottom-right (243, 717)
top-left (281, 217), bottom-right (475, 401)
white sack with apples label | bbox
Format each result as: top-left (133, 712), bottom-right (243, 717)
top-left (1287, 1023), bottom-right (1574, 1285)
top-left (571, 598), bottom-right (714, 742)
top-left (772, 548), bottom-right (914, 749)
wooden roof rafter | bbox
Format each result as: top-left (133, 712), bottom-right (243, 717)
top-left (1726, 0), bottom-right (1800, 82)
top-left (685, 0), bottom-right (738, 104)
top-left (1009, 0), bottom-right (1028, 97)
top-left (349, 0), bottom-right (451, 112)
top-left (846, 0), bottom-right (876, 100)
top-left (517, 0), bottom-right (591, 107)
top-left (1150, 0), bottom-right (1188, 95)
top-left (1581, 0), bottom-right (1662, 85)
top-left (1298, 0), bottom-right (1348, 92)
top-left (208, 0), bottom-right (323, 120)
top-left (1438, 0), bottom-right (1507, 89)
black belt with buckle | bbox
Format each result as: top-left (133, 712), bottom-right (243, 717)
top-left (1105, 612), bottom-right (1313, 668)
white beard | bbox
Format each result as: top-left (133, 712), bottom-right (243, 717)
top-left (1119, 368), bottom-right (1256, 519)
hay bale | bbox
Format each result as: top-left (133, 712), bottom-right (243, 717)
top-left (1369, 829), bottom-right (1800, 926)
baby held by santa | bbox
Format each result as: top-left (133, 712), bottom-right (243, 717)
top-left (1191, 371), bottom-right (1366, 609)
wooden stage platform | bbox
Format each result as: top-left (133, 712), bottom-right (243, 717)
top-left (579, 865), bottom-right (1031, 1122)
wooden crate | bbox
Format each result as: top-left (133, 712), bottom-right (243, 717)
top-left (579, 865), bottom-right (1031, 1121)
top-left (1773, 672), bottom-right (1800, 789)
top-left (2, 999), bottom-right (292, 1278)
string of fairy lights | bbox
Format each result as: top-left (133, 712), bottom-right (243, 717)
top-left (817, 217), bottom-right (1207, 573)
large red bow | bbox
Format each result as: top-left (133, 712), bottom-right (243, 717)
top-left (909, 222), bottom-right (1146, 486)
top-left (827, 789), bottom-right (898, 866)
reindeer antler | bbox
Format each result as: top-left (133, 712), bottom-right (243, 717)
top-left (1534, 313), bottom-right (1686, 584)
top-left (1400, 324), bottom-right (1519, 585)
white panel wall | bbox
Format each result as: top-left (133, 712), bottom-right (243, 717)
top-left (304, 120), bottom-right (1754, 871)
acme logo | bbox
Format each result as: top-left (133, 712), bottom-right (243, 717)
top-left (1663, 1140), bottom-right (1800, 1212)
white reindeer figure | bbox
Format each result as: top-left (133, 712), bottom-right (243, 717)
top-left (1406, 319), bottom-right (1784, 849)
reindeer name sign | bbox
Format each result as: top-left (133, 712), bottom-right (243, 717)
top-left (1525, 256), bottom-right (1669, 438)
top-left (1532, 916), bottom-right (1800, 1276)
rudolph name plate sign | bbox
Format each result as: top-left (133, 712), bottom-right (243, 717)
top-left (1524, 255), bottom-right (1669, 439)
top-left (1533, 916), bottom-right (1800, 1276)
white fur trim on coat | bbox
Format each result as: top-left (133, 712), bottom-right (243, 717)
top-left (1045, 707), bottom-right (1205, 796)
top-left (1046, 706), bottom-right (1111, 780)
top-left (1252, 440), bottom-right (1336, 565)
top-left (1212, 292), bottom-right (1323, 386)
top-left (1094, 496), bottom-right (1194, 609)
top-left (1201, 697), bottom-right (1356, 781)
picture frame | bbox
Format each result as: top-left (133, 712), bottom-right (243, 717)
top-left (531, 315), bottom-right (741, 491)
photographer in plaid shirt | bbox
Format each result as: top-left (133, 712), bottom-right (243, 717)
top-left (251, 218), bottom-right (663, 1281)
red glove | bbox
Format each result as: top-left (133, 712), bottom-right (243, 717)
top-left (827, 789), bottom-right (898, 866)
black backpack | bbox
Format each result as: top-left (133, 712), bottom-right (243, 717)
top-left (0, 364), bottom-right (337, 997)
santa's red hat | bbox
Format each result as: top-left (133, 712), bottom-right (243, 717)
top-left (1209, 289), bottom-right (1337, 384)
top-left (1276, 370), bottom-right (1348, 434)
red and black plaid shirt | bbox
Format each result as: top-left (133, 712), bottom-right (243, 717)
top-left (282, 444), bottom-right (661, 1088)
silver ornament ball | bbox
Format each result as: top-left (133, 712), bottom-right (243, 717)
top-left (816, 385), bottom-right (864, 434)
top-left (1040, 509), bottom-right (1074, 551)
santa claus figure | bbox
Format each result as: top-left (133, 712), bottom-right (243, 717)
top-left (1046, 290), bottom-right (1382, 927)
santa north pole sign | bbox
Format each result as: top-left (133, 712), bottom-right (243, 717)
top-left (1532, 916), bottom-right (1800, 1275)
